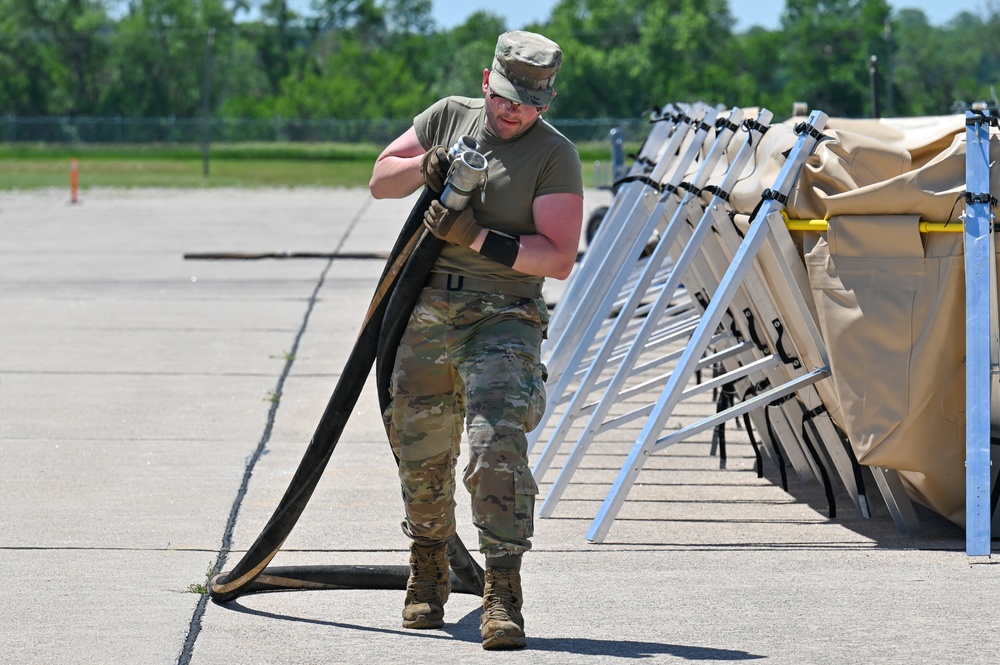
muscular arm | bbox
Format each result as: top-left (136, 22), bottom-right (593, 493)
top-left (373, 124), bottom-right (583, 280)
top-left (369, 127), bottom-right (427, 199)
top-left (470, 192), bottom-right (583, 280)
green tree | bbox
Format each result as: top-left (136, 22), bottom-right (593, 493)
top-left (223, 0), bottom-right (443, 119)
top-left (254, 0), bottom-right (302, 96)
top-left (963, 3), bottom-right (1000, 109)
top-left (103, 0), bottom-right (234, 116)
top-left (543, 0), bottom-right (735, 119)
top-left (0, 0), bottom-right (113, 115)
top-left (10, 0), bottom-right (1000, 124)
top-left (423, 11), bottom-right (507, 103)
top-left (730, 26), bottom-right (794, 117)
top-left (887, 9), bottom-right (960, 115)
top-left (544, 0), bottom-right (660, 118)
top-left (640, 0), bottom-right (736, 106)
top-left (383, 0), bottom-right (433, 34)
top-left (779, 0), bottom-right (891, 117)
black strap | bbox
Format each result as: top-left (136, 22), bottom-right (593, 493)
top-left (965, 191), bottom-right (998, 207)
top-left (694, 290), bottom-right (711, 311)
top-left (749, 378), bottom-right (788, 488)
top-left (761, 188), bottom-right (788, 205)
top-left (716, 116), bottom-right (741, 133)
top-left (743, 308), bottom-right (770, 354)
top-left (678, 181), bottom-right (702, 196)
top-left (742, 117), bottom-right (770, 135)
top-left (712, 381), bottom-right (739, 469)
top-left (729, 312), bottom-right (744, 343)
top-left (966, 109), bottom-right (999, 127)
top-left (800, 404), bottom-right (836, 518)
top-left (762, 397), bottom-right (790, 491)
top-left (830, 417), bottom-right (869, 515)
top-left (703, 184), bottom-right (731, 202)
top-left (771, 319), bottom-right (802, 369)
top-left (794, 120), bottom-right (827, 141)
top-left (612, 174), bottom-right (664, 192)
top-left (802, 405), bottom-right (871, 516)
top-left (739, 407), bottom-right (763, 480)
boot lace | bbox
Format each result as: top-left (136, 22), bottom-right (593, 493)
top-left (483, 571), bottom-right (520, 621)
top-left (408, 547), bottom-right (447, 603)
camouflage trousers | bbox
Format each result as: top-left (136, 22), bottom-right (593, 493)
top-left (383, 286), bottom-right (548, 557)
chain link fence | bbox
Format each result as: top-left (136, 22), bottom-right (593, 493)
top-left (1, 116), bottom-right (650, 146)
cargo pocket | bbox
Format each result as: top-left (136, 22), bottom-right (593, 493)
top-left (525, 361), bottom-right (548, 433)
top-left (382, 401), bottom-right (402, 458)
top-left (531, 296), bottom-right (550, 339)
top-left (514, 466), bottom-right (539, 540)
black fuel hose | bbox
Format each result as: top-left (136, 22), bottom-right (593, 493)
top-left (209, 188), bottom-right (485, 603)
top-left (220, 557), bottom-right (483, 596)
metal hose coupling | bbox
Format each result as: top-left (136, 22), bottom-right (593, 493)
top-left (441, 135), bottom-right (488, 211)
top-left (447, 135), bottom-right (481, 161)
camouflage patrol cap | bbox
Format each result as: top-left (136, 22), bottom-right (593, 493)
top-left (488, 30), bottom-right (562, 108)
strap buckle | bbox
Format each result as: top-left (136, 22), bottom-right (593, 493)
top-left (446, 274), bottom-right (465, 291)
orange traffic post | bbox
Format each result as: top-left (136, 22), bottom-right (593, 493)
top-left (70, 158), bottom-right (79, 204)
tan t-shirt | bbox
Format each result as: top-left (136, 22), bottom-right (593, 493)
top-left (414, 96), bottom-right (584, 283)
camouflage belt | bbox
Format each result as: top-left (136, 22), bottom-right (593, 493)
top-left (425, 273), bottom-right (542, 300)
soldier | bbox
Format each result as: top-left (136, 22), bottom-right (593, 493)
top-left (369, 30), bottom-right (583, 650)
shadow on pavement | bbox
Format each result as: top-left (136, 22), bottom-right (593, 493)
top-left (228, 601), bottom-right (765, 659)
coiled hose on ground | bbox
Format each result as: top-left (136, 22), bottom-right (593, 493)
top-left (209, 188), bottom-right (486, 603)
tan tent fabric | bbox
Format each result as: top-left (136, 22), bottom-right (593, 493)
top-left (726, 126), bottom-right (913, 219)
top-left (728, 113), bottom-right (965, 219)
top-left (748, 224), bottom-right (848, 429)
top-left (804, 218), bottom-right (966, 525)
top-left (823, 132), bottom-right (970, 223)
top-left (798, 133), bottom-right (1000, 526)
top-left (725, 122), bottom-right (797, 214)
top-left (719, 116), bottom-right (994, 527)
top-left (821, 115), bottom-right (966, 169)
top-left (788, 128), bottom-right (913, 219)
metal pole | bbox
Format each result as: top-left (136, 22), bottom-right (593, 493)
top-left (869, 55), bottom-right (880, 119)
top-left (963, 110), bottom-right (994, 557)
top-left (609, 127), bottom-right (625, 185)
top-left (202, 28), bottom-right (215, 177)
top-left (884, 19), bottom-right (894, 116)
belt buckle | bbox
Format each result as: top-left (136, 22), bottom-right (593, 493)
top-left (446, 274), bottom-right (464, 292)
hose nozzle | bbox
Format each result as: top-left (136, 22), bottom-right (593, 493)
top-left (441, 135), bottom-right (488, 211)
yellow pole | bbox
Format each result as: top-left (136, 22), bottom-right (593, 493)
top-left (781, 211), bottom-right (963, 233)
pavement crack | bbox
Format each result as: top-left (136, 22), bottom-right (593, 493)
top-left (176, 197), bottom-right (372, 665)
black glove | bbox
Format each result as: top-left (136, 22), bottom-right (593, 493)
top-left (423, 200), bottom-right (484, 247)
top-left (419, 145), bottom-right (449, 193)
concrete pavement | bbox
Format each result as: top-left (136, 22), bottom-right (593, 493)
top-left (0, 186), bottom-right (996, 664)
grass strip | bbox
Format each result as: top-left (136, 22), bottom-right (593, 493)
top-left (0, 141), bottom-right (638, 190)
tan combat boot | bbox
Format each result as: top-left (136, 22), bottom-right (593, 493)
top-left (480, 566), bottom-right (525, 650)
top-left (402, 540), bottom-right (451, 629)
